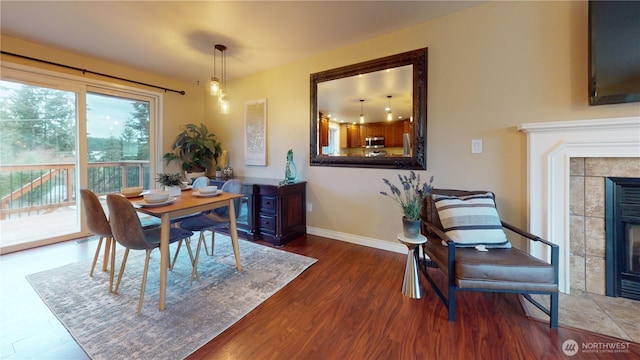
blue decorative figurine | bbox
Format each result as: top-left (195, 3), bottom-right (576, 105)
top-left (280, 149), bottom-right (297, 185)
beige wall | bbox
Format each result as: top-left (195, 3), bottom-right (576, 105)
top-left (3, 1), bottom-right (639, 250)
top-left (219, 1), bottom-right (639, 248)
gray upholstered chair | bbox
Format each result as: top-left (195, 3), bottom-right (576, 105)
top-left (419, 189), bottom-right (559, 328)
top-left (177, 179), bottom-right (242, 283)
top-left (80, 189), bottom-right (116, 290)
top-left (106, 194), bottom-right (194, 315)
top-left (191, 176), bottom-right (210, 190)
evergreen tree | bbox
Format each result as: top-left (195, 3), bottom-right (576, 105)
top-left (0, 82), bottom-right (75, 164)
top-left (121, 101), bottom-right (150, 160)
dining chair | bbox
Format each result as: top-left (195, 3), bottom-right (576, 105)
top-left (106, 194), bottom-right (194, 315)
top-left (80, 189), bottom-right (117, 292)
top-left (192, 176), bottom-right (210, 190)
top-left (178, 179), bottom-right (242, 284)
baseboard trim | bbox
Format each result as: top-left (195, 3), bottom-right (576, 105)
top-left (306, 226), bottom-right (407, 254)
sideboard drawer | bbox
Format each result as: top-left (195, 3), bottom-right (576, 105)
top-left (259, 214), bottom-right (277, 234)
top-left (259, 195), bottom-right (277, 214)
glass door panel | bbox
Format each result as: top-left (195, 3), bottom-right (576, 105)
top-left (0, 80), bottom-right (79, 252)
top-left (86, 92), bottom-right (151, 193)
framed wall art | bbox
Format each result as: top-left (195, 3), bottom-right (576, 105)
top-left (244, 98), bottom-right (267, 166)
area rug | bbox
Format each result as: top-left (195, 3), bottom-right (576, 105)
top-left (26, 235), bottom-right (317, 359)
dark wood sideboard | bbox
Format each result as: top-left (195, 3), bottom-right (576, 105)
top-left (209, 177), bottom-right (307, 246)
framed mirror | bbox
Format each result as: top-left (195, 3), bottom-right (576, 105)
top-left (310, 48), bottom-right (427, 169)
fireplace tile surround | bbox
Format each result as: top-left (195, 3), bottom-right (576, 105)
top-left (569, 157), bottom-right (640, 295)
top-left (518, 117), bottom-right (640, 293)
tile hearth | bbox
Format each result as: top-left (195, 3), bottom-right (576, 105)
top-left (523, 291), bottom-right (640, 343)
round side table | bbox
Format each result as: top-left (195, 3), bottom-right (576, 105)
top-left (397, 232), bottom-right (427, 299)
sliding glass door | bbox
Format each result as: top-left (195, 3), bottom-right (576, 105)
top-left (86, 91), bottom-right (153, 193)
top-left (0, 68), bottom-right (158, 254)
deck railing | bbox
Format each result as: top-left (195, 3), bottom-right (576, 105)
top-left (0, 161), bottom-right (150, 219)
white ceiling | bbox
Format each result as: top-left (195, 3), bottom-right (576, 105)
top-left (0, 1), bottom-right (483, 85)
top-left (318, 64), bottom-right (413, 124)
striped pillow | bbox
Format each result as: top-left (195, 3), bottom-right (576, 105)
top-left (432, 192), bottom-right (511, 248)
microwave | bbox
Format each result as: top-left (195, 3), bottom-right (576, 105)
top-left (365, 137), bottom-right (384, 148)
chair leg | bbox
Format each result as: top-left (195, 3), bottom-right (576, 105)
top-left (202, 231), bottom-right (210, 256)
top-left (101, 237), bottom-right (112, 272)
top-left (114, 249), bottom-right (130, 294)
top-left (210, 231), bottom-right (216, 256)
top-left (89, 236), bottom-right (104, 277)
top-left (550, 292), bottom-right (559, 329)
top-left (185, 237), bottom-right (196, 264)
top-left (109, 237), bottom-right (116, 293)
top-left (170, 240), bottom-right (183, 270)
top-left (448, 287), bottom-right (456, 322)
top-left (190, 233), bottom-right (205, 284)
top-left (137, 249), bottom-right (152, 316)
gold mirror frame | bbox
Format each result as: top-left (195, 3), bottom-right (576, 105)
top-left (310, 48), bottom-right (427, 169)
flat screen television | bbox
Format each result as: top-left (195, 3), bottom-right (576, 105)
top-left (589, 0), bottom-right (640, 105)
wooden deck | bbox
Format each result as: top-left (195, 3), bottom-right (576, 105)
top-left (0, 207), bottom-right (81, 250)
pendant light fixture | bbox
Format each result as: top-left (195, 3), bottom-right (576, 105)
top-left (359, 99), bottom-right (365, 123)
top-left (210, 44), bottom-right (230, 114)
top-left (386, 95), bottom-right (393, 121)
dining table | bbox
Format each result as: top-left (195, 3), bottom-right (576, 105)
top-left (127, 188), bottom-right (243, 311)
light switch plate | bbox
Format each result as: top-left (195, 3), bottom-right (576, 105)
top-left (471, 139), bottom-right (483, 154)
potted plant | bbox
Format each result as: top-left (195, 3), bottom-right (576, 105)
top-left (215, 165), bottom-right (222, 178)
top-left (162, 123), bottom-right (222, 180)
top-left (380, 171), bottom-right (434, 238)
top-left (156, 172), bottom-right (183, 196)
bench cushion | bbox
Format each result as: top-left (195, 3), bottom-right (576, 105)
top-left (424, 239), bottom-right (557, 292)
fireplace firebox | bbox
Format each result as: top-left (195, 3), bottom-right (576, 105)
top-left (605, 177), bottom-right (640, 301)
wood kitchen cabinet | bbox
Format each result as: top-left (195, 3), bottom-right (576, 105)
top-left (359, 120), bottom-right (411, 147)
top-left (319, 112), bottom-right (329, 147)
top-left (209, 177), bottom-right (306, 246)
top-left (384, 124), bottom-right (397, 146)
top-left (348, 124), bottom-right (361, 147)
top-left (385, 119), bottom-right (412, 147)
top-left (339, 123), bottom-right (362, 148)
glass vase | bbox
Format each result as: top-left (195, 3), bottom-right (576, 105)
top-left (286, 155), bottom-right (297, 183)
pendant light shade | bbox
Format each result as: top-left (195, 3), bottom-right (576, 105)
top-left (211, 44), bottom-right (230, 113)
top-left (210, 76), bottom-right (220, 97)
top-left (386, 95), bottom-right (393, 121)
top-left (359, 99), bottom-right (365, 123)
top-left (220, 92), bottom-right (230, 114)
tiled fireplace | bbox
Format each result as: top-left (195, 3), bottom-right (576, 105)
top-left (569, 157), bottom-right (640, 295)
top-left (518, 117), bottom-right (640, 293)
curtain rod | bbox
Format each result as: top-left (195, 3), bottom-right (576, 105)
top-left (1, 51), bottom-right (186, 95)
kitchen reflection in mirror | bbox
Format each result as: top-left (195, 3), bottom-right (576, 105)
top-left (310, 48), bottom-right (427, 169)
top-left (318, 65), bottom-right (413, 157)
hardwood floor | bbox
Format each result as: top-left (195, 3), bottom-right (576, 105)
top-left (2, 234), bottom-right (639, 359)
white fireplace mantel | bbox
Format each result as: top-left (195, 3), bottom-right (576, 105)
top-left (518, 117), bottom-right (640, 293)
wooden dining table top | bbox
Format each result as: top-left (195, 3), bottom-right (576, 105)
top-left (127, 190), bottom-right (242, 217)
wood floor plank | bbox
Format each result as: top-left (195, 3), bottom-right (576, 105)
top-left (1, 234), bottom-right (639, 359)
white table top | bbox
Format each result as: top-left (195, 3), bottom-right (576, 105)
top-left (397, 232), bottom-right (427, 245)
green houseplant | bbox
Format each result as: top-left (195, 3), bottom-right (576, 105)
top-left (162, 123), bottom-right (222, 174)
top-left (156, 172), bottom-right (183, 196)
top-left (380, 171), bottom-right (434, 238)
top-left (156, 172), bottom-right (183, 187)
